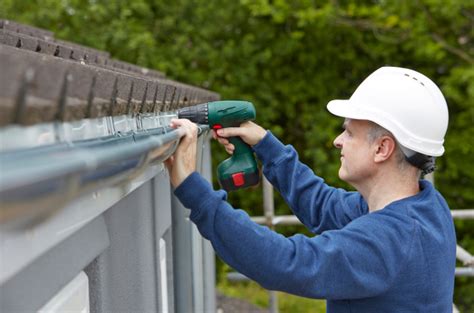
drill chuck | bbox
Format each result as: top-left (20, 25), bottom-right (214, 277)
top-left (177, 103), bottom-right (209, 124)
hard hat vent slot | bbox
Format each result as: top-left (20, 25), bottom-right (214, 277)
top-left (403, 73), bottom-right (425, 87)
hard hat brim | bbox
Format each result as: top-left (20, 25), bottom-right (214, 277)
top-left (327, 99), bottom-right (368, 121)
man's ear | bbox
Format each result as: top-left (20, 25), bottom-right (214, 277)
top-left (374, 136), bottom-right (396, 163)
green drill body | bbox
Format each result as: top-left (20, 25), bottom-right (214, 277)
top-left (178, 100), bottom-right (259, 191)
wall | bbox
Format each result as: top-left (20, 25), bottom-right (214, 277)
top-left (0, 20), bottom-right (217, 313)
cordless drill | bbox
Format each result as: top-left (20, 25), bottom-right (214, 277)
top-left (178, 100), bottom-right (259, 191)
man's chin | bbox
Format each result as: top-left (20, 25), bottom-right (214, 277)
top-left (338, 168), bottom-right (346, 181)
top-left (338, 170), bottom-right (355, 186)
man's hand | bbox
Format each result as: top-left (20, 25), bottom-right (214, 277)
top-left (212, 121), bottom-right (266, 154)
top-left (165, 119), bottom-right (198, 188)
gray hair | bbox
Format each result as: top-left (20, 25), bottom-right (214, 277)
top-left (366, 122), bottom-right (414, 172)
top-left (367, 122), bottom-right (436, 176)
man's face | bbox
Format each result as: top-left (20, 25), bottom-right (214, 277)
top-left (333, 119), bottom-right (375, 185)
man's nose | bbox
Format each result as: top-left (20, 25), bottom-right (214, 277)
top-left (333, 133), bottom-right (343, 149)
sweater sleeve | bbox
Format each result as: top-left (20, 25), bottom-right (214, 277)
top-left (174, 172), bottom-right (413, 300)
top-left (252, 132), bottom-right (368, 233)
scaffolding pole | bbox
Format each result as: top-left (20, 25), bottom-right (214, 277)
top-left (263, 175), bottom-right (279, 313)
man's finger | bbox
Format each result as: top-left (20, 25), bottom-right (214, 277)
top-left (215, 127), bottom-right (244, 138)
top-left (169, 118), bottom-right (180, 128)
top-left (164, 156), bottom-right (174, 171)
top-left (170, 118), bottom-right (195, 128)
top-left (217, 137), bottom-right (230, 145)
top-left (170, 119), bottom-right (198, 139)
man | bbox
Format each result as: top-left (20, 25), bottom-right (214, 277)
top-left (165, 67), bottom-right (456, 312)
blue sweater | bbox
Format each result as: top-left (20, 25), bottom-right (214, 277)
top-left (175, 132), bottom-right (456, 312)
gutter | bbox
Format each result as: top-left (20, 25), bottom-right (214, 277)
top-left (0, 114), bottom-right (208, 226)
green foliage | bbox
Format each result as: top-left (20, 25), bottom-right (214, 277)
top-left (2, 0), bottom-right (473, 310)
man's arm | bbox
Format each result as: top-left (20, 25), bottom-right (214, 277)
top-left (255, 131), bottom-right (367, 232)
top-left (165, 119), bottom-right (409, 299)
top-left (215, 123), bottom-right (368, 233)
top-left (175, 172), bottom-right (411, 300)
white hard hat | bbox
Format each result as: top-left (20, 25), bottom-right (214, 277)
top-left (327, 66), bottom-right (449, 156)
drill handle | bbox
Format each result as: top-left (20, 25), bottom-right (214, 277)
top-left (229, 136), bottom-right (253, 155)
top-left (217, 136), bottom-right (259, 191)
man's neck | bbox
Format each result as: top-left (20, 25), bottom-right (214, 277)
top-left (356, 170), bottom-right (420, 213)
